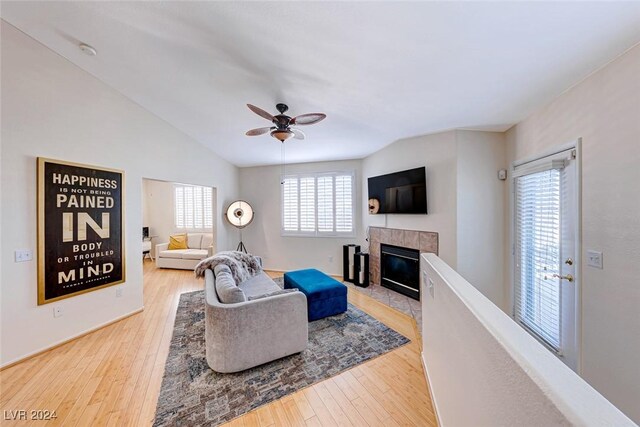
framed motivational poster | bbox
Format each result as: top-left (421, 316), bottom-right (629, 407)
top-left (37, 158), bottom-right (125, 305)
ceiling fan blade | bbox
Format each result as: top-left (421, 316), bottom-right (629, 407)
top-left (291, 113), bottom-right (326, 126)
top-left (291, 128), bottom-right (306, 140)
top-left (247, 104), bottom-right (274, 121)
top-left (245, 127), bottom-right (273, 136)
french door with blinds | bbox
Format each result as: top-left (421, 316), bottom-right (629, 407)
top-left (513, 146), bottom-right (580, 371)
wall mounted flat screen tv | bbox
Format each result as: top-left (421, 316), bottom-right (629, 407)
top-left (367, 167), bottom-right (427, 214)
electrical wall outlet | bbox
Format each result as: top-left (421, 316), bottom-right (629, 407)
top-left (587, 250), bottom-right (603, 269)
top-left (116, 288), bottom-right (123, 298)
top-left (328, 256), bottom-right (334, 263)
top-left (53, 306), bottom-right (63, 318)
top-left (14, 249), bottom-right (33, 262)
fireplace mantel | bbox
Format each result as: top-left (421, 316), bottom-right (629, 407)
top-left (368, 227), bottom-right (439, 286)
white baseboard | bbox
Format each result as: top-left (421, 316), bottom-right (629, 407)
top-left (263, 268), bottom-right (288, 273)
top-left (421, 351), bottom-right (443, 426)
top-left (0, 307), bottom-right (144, 370)
top-left (264, 267), bottom-right (342, 277)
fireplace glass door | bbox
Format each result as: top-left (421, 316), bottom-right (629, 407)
top-left (381, 244), bottom-right (420, 300)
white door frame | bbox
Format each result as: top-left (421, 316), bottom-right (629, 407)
top-left (508, 138), bottom-right (583, 374)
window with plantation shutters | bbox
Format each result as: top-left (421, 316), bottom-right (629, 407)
top-left (282, 172), bottom-right (355, 236)
top-left (174, 184), bottom-right (213, 230)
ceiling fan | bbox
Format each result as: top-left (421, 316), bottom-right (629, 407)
top-left (245, 103), bottom-right (326, 142)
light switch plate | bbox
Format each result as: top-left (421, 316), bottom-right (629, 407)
top-left (15, 249), bottom-right (33, 262)
top-left (587, 250), bottom-right (603, 269)
top-left (116, 288), bottom-right (123, 298)
top-left (53, 306), bottom-right (63, 318)
top-left (428, 278), bottom-right (435, 299)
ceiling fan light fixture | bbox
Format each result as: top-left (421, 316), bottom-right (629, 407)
top-left (271, 129), bottom-right (294, 142)
top-left (246, 104), bottom-right (325, 143)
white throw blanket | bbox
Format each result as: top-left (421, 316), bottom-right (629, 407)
top-left (195, 251), bottom-right (262, 284)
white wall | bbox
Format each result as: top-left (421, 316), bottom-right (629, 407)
top-left (421, 254), bottom-right (635, 427)
top-left (239, 160), bottom-right (363, 275)
top-left (362, 131), bottom-right (459, 267)
top-left (362, 129), bottom-right (507, 308)
top-left (0, 22), bottom-right (239, 366)
top-left (456, 130), bottom-right (507, 308)
top-left (504, 44), bottom-right (640, 422)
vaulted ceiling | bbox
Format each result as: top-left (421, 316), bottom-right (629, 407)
top-left (2, 2), bottom-right (640, 166)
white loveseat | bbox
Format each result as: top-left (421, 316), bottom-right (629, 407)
top-left (155, 233), bottom-right (214, 270)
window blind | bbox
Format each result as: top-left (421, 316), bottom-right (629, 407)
top-left (203, 188), bottom-right (213, 230)
top-left (299, 177), bottom-right (316, 232)
top-left (282, 178), bottom-right (299, 232)
top-left (514, 168), bottom-right (562, 351)
top-left (193, 186), bottom-right (203, 229)
top-left (282, 172), bottom-right (354, 236)
top-left (175, 186), bottom-right (185, 228)
top-left (317, 176), bottom-right (334, 233)
top-left (174, 184), bottom-right (213, 230)
top-left (335, 175), bottom-right (353, 233)
top-left (183, 186), bottom-right (194, 228)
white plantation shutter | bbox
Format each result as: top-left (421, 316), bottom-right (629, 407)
top-left (282, 178), bottom-right (299, 232)
top-left (300, 177), bottom-right (316, 232)
top-left (317, 176), bottom-right (334, 233)
top-left (282, 172), bottom-right (355, 236)
top-left (203, 187), bottom-right (213, 229)
top-left (175, 186), bottom-right (185, 228)
top-left (193, 186), bottom-right (203, 229)
top-left (335, 175), bottom-right (353, 233)
top-left (514, 165), bottom-right (563, 351)
top-left (174, 184), bottom-right (214, 231)
top-left (183, 186), bottom-right (194, 228)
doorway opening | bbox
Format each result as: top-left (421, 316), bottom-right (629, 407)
top-left (142, 178), bottom-right (217, 272)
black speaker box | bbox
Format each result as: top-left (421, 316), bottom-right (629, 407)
top-left (342, 244), bottom-right (360, 283)
top-left (354, 252), bottom-right (370, 287)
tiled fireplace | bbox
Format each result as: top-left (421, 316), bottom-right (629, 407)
top-left (368, 227), bottom-right (439, 292)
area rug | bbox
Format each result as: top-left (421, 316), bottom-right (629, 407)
top-left (153, 288), bottom-right (409, 426)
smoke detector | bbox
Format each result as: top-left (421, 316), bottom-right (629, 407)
top-left (79, 43), bottom-right (97, 56)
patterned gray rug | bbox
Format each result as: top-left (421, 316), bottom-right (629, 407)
top-left (153, 288), bottom-right (409, 426)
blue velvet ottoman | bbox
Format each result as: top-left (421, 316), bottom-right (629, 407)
top-left (284, 269), bottom-right (348, 321)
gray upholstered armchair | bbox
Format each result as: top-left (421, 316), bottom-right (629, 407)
top-left (203, 269), bottom-right (308, 373)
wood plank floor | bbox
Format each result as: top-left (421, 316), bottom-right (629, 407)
top-left (0, 261), bottom-right (437, 426)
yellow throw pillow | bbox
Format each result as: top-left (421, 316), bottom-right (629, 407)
top-left (168, 233), bottom-right (188, 250)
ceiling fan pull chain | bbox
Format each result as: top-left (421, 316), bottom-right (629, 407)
top-left (281, 141), bottom-right (286, 184)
